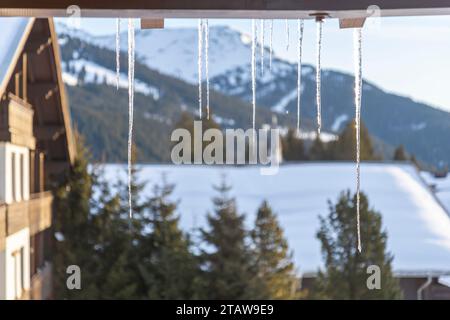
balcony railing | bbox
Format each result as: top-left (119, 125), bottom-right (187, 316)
top-left (29, 192), bottom-right (53, 236)
top-left (0, 93), bottom-right (35, 149)
top-left (0, 192), bottom-right (53, 243)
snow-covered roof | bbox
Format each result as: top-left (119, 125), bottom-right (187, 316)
top-left (103, 162), bottom-right (450, 275)
top-left (0, 17), bottom-right (32, 96)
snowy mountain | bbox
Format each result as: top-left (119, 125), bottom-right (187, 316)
top-left (57, 22), bottom-right (253, 84)
top-left (56, 23), bottom-right (450, 166)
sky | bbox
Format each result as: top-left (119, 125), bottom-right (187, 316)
top-left (56, 16), bottom-right (450, 112)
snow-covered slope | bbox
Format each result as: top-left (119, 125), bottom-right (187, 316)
top-left (102, 163), bottom-right (450, 274)
top-left (58, 23), bottom-right (254, 84)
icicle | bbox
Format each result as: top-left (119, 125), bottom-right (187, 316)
top-left (127, 19), bottom-right (135, 219)
top-left (269, 20), bottom-right (273, 70)
top-left (260, 19), bottom-right (265, 75)
top-left (251, 19), bottom-right (256, 132)
top-left (354, 28), bottom-right (363, 253)
top-left (297, 19), bottom-right (304, 133)
top-left (204, 19), bottom-right (210, 120)
top-left (116, 18), bottom-right (120, 90)
top-left (285, 19), bottom-right (290, 51)
top-left (198, 19), bottom-right (203, 119)
top-left (315, 20), bottom-right (323, 135)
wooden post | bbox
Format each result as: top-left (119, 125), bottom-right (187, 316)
top-left (22, 53), bottom-right (28, 102)
top-left (15, 72), bottom-right (20, 97)
top-left (38, 152), bottom-right (45, 192)
top-left (30, 150), bottom-right (35, 194)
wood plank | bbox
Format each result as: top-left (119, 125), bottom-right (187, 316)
top-left (1, 1), bottom-right (450, 18)
top-left (34, 125), bottom-right (65, 141)
top-left (339, 18), bottom-right (366, 29)
top-left (141, 19), bottom-right (164, 29)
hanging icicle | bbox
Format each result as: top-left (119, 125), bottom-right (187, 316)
top-left (116, 18), bottom-right (120, 90)
top-left (127, 19), bottom-right (135, 219)
top-left (198, 19), bottom-right (203, 119)
top-left (354, 28), bottom-right (363, 253)
top-left (315, 19), bottom-right (323, 135)
top-left (251, 19), bottom-right (256, 132)
top-left (269, 20), bottom-right (273, 70)
top-left (285, 19), bottom-right (290, 51)
top-left (204, 19), bottom-right (210, 120)
top-left (260, 19), bottom-right (265, 75)
top-left (297, 19), bottom-right (304, 133)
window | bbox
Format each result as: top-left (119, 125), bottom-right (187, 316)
top-left (20, 153), bottom-right (24, 200)
top-left (11, 152), bottom-right (16, 201)
top-left (12, 248), bottom-right (24, 299)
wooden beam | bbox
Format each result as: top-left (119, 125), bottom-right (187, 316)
top-left (141, 19), bottom-right (164, 29)
top-left (28, 82), bottom-right (58, 99)
top-left (339, 18), bottom-right (366, 29)
top-left (27, 38), bottom-right (52, 55)
top-left (22, 53), bottom-right (28, 102)
top-left (2, 1), bottom-right (450, 18)
top-left (34, 125), bottom-right (66, 141)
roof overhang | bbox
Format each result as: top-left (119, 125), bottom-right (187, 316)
top-left (2, 1), bottom-right (450, 19)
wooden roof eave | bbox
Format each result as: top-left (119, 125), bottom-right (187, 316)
top-left (2, 1), bottom-right (450, 18)
top-left (47, 18), bottom-right (76, 165)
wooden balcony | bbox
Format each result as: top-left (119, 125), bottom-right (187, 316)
top-left (0, 192), bottom-right (52, 243)
top-left (28, 192), bottom-right (52, 236)
top-left (0, 93), bottom-right (36, 149)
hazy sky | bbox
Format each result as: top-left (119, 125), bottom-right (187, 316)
top-left (57, 16), bottom-right (450, 112)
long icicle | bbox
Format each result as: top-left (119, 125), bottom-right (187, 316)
top-left (204, 19), bottom-right (210, 119)
top-left (260, 19), bottom-right (265, 75)
top-left (127, 18), bottom-right (135, 219)
top-left (297, 19), bottom-right (304, 133)
top-left (316, 20), bottom-right (323, 135)
top-left (251, 19), bottom-right (256, 133)
top-left (269, 20), bottom-right (273, 70)
top-left (198, 19), bottom-right (203, 119)
top-left (285, 19), bottom-right (289, 51)
top-left (116, 18), bottom-right (120, 90)
top-left (354, 28), bottom-right (363, 253)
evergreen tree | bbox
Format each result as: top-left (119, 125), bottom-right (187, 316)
top-left (138, 176), bottom-right (202, 299)
top-left (251, 201), bottom-right (301, 299)
top-left (77, 65), bottom-right (86, 85)
top-left (313, 191), bottom-right (402, 299)
top-left (330, 121), bottom-right (377, 161)
top-left (282, 128), bottom-right (307, 161)
top-left (309, 136), bottom-right (327, 161)
top-left (89, 175), bottom-right (141, 299)
top-left (393, 145), bottom-right (408, 161)
top-left (52, 134), bottom-right (99, 299)
top-left (201, 178), bottom-right (256, 299)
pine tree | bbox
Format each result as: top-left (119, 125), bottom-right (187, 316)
top-left (138, 176), bottom-right (202, 299)
top-left (330, 121), bottom-right (377, 161)
top-left (282, 128), bottom-right (307, 161)
top-left (89, 176), bottom-right (141, 299)
top-left (201, 178), bottom-right (256, 299)
top-left (251, 201), bottom-right (301, 299)
top-left (393, 145), bottom-right (408, 161)
top-left (52, 133), bottom-right (99, 299)
top-left (313, 191), bottom-right (402, 299)
top-left (309, 136), bottom-right (327, 161)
